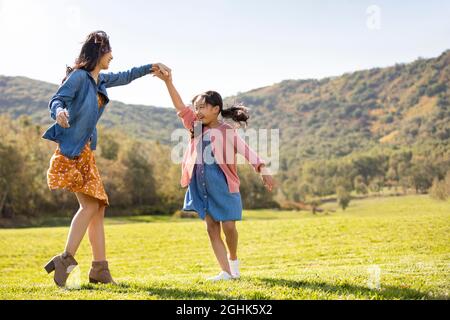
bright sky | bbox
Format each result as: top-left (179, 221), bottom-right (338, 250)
top-left (0, 0), bottom-right (449, 108)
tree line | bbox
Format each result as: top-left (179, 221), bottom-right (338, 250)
top-left (0, 113), bottom-right (449, 222)
top-left (0, 115), bottom-right (277, 220)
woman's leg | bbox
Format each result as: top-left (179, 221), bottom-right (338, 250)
top-left (205, 214), bottom-right (232, 274)
top-left (64, 192), bottom-right (100, 256)
top-left (88, 204), bottom-right (106, 261)
top-left (87, 203), bottom-right (115, 284)
top-left (221, 221), bottom-right (238, 261)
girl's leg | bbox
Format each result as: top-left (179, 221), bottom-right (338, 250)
top-left (221, 221), bottom-right (238, 260)
top-left (64, 192), bottom-right (100, 256)
top-left (88, 204), bottom-right (106, 261)
top-left (205, 214), bottom-right (232, 274)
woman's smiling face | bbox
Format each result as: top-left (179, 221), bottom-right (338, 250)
top-left (99, 51), bottom-right (113, 70)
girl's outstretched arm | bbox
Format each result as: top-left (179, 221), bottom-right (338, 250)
top-left (259, 164), bottom-right (276, 192)
top-left (154, 70), bottom-right (185, 112)
top-left (154, 70), bottom-right (196, 130)
top-left (234, 131), bottom-right (276, 192)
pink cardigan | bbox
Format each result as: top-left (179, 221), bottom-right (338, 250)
top-left (177, 106), bottom-right (265, 193)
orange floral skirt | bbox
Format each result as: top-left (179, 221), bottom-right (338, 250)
top-left (47, 142), bottom-right (109, 206)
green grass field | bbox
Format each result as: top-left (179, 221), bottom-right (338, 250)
top-left (0, 195), bottom-right (448, 300)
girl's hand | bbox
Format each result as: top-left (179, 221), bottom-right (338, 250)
top-left (261, 174), bottom-right (276, 192)
top-left (259, 166), bottom-right (276, 192)
top-left (153, 68), bottom-right (173, 83)
top-left (56, 107), bottom-right (70, 128)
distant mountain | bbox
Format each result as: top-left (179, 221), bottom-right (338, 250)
top-left (224, 50), bottom-right (450, 167)
top-left (1, 50), bottom-right (449, 163)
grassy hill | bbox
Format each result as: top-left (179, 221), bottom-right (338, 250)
top-left (0, 195), bottom-right (448, 299)
top-left (0, 75), bottom-right (178, 143)
top-left (225, 50), bottom-right (450, 165)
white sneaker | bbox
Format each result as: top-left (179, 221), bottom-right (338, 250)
top-left (228, 259), bottom-right (240, 279)
top-left (206, 271), bottom-right (233, 281)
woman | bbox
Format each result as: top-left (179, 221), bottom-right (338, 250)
top-left (42, 31), bottom-right (170, 287)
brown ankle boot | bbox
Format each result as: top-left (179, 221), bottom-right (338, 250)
top-left (89, 261), bottom-right (116, 285)
top-left (44, 252), bottom-right (78, 287)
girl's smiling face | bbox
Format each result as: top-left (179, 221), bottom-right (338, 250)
top-left (193, 95), bottom-right (220, 126)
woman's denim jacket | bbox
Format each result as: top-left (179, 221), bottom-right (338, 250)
top-left (42, 64), bottom-right (152, 159)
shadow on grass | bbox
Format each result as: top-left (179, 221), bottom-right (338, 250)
top-left (258, 277), bottom-right (437, 300)
top-left (80, 282), bottom-right (235, 300)
top-left (69, 277), bottom-right (441, 300)
top-left (0, 215), bottom-right (181, 229)
top-left (2, 209), bottom-right (305, 229)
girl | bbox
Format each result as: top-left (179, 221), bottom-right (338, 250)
top-left (154, 70), bottom-right (275, 281)
top-left (42, 31), bottom-right (170, 287)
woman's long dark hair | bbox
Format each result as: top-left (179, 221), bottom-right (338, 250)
top-left (62, 31), bottom-right (112, 83)
top-left (190, 91), bottom-right (250, 139)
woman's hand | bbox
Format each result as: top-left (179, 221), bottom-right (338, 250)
top-left (56, 107), bottom-right (70, 128)
top-left (151, 63), bottom-right (171, 77)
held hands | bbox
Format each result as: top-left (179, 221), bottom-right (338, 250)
top-left (56, 107), bottom-right (70, 128)
top-left (152, 64), bottom-right (172, 83)
top-left (152, 63), bottom-right (172, 82)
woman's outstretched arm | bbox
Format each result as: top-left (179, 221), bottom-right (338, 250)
top-left (102, 63), bottom-right (171, 88)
